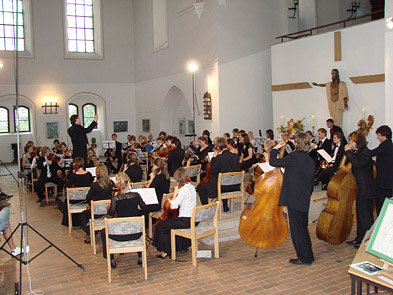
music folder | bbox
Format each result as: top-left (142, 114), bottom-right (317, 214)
top-left (317, 149), bottom-right (333, 163)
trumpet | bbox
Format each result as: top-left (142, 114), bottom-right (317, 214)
top-left (320, 160), bottom-right (330, 169)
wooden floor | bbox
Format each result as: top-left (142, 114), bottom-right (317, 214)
top-left (0, 164), bottom-right (383, 295)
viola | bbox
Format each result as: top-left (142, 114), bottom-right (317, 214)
top-left (316, 115), bottom-right (374, 245)
top-left (239, 119), bottom-right (294, 249)
top-left (158, 146), bottom-right (175, 158)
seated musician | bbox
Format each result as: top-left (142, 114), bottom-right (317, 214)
top-left (80, 164), bottom-right (115, 243)
top-left (265, 129), bottom-right (275, 141)
top-left (239, 132), bottom-right (255, 171)
top-left (197, 137), bottom-right (239, 212)
top-left (317, 132), bottom-right (345, 190)
top-left (122, 152), bottom-right (143, 183)
top-left (223, 132), bottom-right (231, 141)
top-left (154, 167), bottom-right (196, 259)
top-left (202, 130), bottom-right (213, 147)
top-left (281, 133), bottom-right (295, 156)
top-left (226, 138), bottom-right (239, 155)
top-left (34, 146), bottom-right (64, 203)
top-left (189, 136), bottom-right (213, 175)
top-left (165, 137), bottom-right (185, 177)
top-left (104, 133), bottom-right (123, 174)
top-left (148, 133), bottom-right (157, 149)
top-left (52, 139), bottom-right (60, 154)
top-left (137, 135), bottom-right (147, 151)
top-left (101, 172), bottom-right (148, 268)
top-left (86, 147), bottom-right (97, 168)
top-left (59, 142), bottom-right (72, 158)
top-left (61, 157), bottom-right (94, 226)
top-left (159, 131), bottom-right (167, 140)
top-left (311, 128), bottom-right (332, 170)
top-left (22, 142), bottom-right (35, 182)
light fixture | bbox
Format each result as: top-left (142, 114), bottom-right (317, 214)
top-left (347, 0), bottom-right (360, 19)
top-left (386, 17), bottom-right (393, 30)
top-left (0, 61), bottom-right (3, 69)
top-left (188, 63), bottom-right (199, 138)
top-left (288, 0), bottom-right (299, 19)
top-left (42, 96), bottom-right (59, 114)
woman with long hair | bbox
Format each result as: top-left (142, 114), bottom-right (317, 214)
top-left (123, 152), bottom-right (143, 183)
top-left (80, 164), bottom-right (115, 243)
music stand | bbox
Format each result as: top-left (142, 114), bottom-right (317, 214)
top-left (102, 141), bottom-right (115, 150)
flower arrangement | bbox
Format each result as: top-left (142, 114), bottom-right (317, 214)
top-left (277, 117), bottom-right (305, 136)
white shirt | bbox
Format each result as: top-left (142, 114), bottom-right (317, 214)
top-left (332, 143), bottom-right (340, 163)
top-left (169, 183), bottom-right (196, 218)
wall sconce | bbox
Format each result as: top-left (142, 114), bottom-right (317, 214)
top-left (386, 17), bottom-right (393, 30)
top-left (288, 0), bottom-right (299, 19)
top-left (0, 61), bottom-right (3, 69)
top-left (42, 96), bottom-right (59, 114)
top-left (347, 0), bottom-right (360, 19)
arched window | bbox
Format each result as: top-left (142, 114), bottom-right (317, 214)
top-left (68, 103), bottom-right (78, 126)
top-left (0, 107), bottom-right (9, 133)
top-left (14, 106), bottom-right (30, 132)
top-left (82, 103), bottom-right (96, 128)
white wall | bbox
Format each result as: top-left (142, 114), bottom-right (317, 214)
top-left (272, 20), bottom-right (385, 149)
top-left (386, 0), bottom-right (393, 127)
top-left (0, 0), bottom-right (136, 162)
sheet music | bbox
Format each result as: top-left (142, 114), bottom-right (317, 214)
top-left (131, 188), bottom-right (159, 205)
top-left (258, 162), bottom-right (275, 173)
top-left (86, 167), bottom-right (96, 177)
top-left (369, 203), bottom-right (393, 259)
top-left (102, 140), bottom-right (116, 149)
top-left (317, 149), bottom-right (333, 163)
top-left (208, 152), bottom-right (214, 161)
top-left (110, 176), bottom-right (117, 184)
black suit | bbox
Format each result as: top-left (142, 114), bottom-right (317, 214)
top-left (105, 140), bottom-right (123, 173)
top-left (314, 138), bottom-right (332, 168)
top-left (35, 156), bottom-right (64, 201)
top-left (270, 149), bottom-right (314, 263)
top-left (68, 121), bottom-right (97, 163)
top-left (330, 125), bottom-right (347, 145)
top-left (197, 150), bottom-right (239, 205)
top-left (345, 147), bottom-right (376, 243)
top-left (370, 139), bottom-right (393, 214)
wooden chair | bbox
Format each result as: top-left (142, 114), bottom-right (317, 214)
top-left (131, 181), bottom-right (148, 189)
top-left (217, 171), bottom-right (245, 220)
top-left (148, 192), bottom-right (173, 239)
top-left (89, 199), bottom-right (111, 254)
top-left (105, 216), bottom-right (147, 282)
top-left (31, 168), bottom-right (39, 193)
top-left (45, 182), bottom-right (58, 203)
top-left (170, 164), bottom-right (201, 191)
top-left (66, 187), bottom-right (90, 234)
top-left (171, 202), bottom-right (219, 267)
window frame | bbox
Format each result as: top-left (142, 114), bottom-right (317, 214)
top-left (0, 0), bottom-right (34, 58)
top-left (82, 103), bottom-right (96, 128)
top-left (0, 106), bottom-right (10, 133)
top-left (13, 105), bottom-right (31, 133)
top-left (63, 0), bottom-right (103, 59)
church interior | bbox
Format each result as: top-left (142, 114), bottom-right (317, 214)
top-left (1, 0), bottom-right (392, 294)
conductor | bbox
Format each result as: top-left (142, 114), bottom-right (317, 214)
top-left (68, 113), bottom-right (98, 163)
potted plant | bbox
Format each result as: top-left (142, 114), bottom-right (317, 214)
top-left (91, 137), bottom-right (97, 148)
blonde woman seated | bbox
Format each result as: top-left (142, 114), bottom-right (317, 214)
top-left (153, 167), bottom-right (196, 259)
top-left (100, 172), bottom-right (148, 268)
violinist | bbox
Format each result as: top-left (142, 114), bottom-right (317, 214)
top-left (122, 152), bottom-right (143, 183)
top-left (22, 142), bottom-right (35, 181)
top-left (265, 129), bottom-right (275, 141)
top-left (344, 132), bottom-right (376, 249)
top-left (80, 164), bottom-right (115, 243)
top-left (238, 132), bottom-right (254, 171)
top-left (86, 147), bottom-right (97, 168)
top-left (223, 132), bottom-right (231, 141)
top-left (317, 132), bottom-right (345, 190)
top-left (52, 139), bottom-right (60, 154)
top-left (62, 157), bottom-right (94, 226)
top-left (105, 133), bottom-right (123, 174)
top-left (137, 135), bottom-right (148, 151)
top-left (370, 125), bottom-right (393, 215)
top-left (159, 131), bottom-right (167, 140)
top-left (154, 167), bottom-right (196, 259)
top-left (226, 138), bottom-right (239, 154)
top-left (101, 172), bottom-right (148, 268)
top-left (202, 130), bottom-right (213, 147)
top-left (59, 142), bottom-right (72, 159)
top-left (189, 136), bottom-right (213, 174)
top-left (34, 146), bottom-right (64, 203)
top-left (165, 137), bottom-right (185, 177)
top-left (196, 137), bottom-right (239, 211)
top-left (269, 133), bottom-right (315, 265)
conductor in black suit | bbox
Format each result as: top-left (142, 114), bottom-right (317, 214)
top-left (370, 125), bottom-right (393, 215)
top-left (68, 113), bottom-right (98, 164)
top-left (197, 137), bottom-right (239, 212)
top-left (270, 133), bottom-right (315, 265)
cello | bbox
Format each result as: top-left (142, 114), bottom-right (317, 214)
top-left (316, 115), bottom-right (374, 245)
top-left (239, 120), bottom-right (294, 249)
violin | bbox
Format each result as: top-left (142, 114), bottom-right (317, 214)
top-left (158, 145), bottom-right (175, 158)
top-left (154, 178), bottom-right (190, 228)
top-left (239, 120), bottom-right (294, 249)
top-left (316, 115), bottom-right (374, 245)
top-left (47, 153), bottom-right (61, 163)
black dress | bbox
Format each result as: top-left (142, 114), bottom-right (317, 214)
top-left (240, 142), bottom-right (254, 171)
top-left (124, 165), bottom-right (143, 183)
top-left (167, 147), bottom-right (185, 176)
top-left (101, 192), bottom-right (148, 259)
top-left (61, 172), bottom-right (94, 226)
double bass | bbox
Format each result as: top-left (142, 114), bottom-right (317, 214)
top-left (316, 115), bottom-right (374, 245)
top-left (239, 120), bottom-right (294, 249)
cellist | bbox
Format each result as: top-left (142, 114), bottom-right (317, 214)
top-left (269, 133), bottom-right (315, 266)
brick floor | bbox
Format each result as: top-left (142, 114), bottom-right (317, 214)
top-left (0, 171), bottom-right (391, 295)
